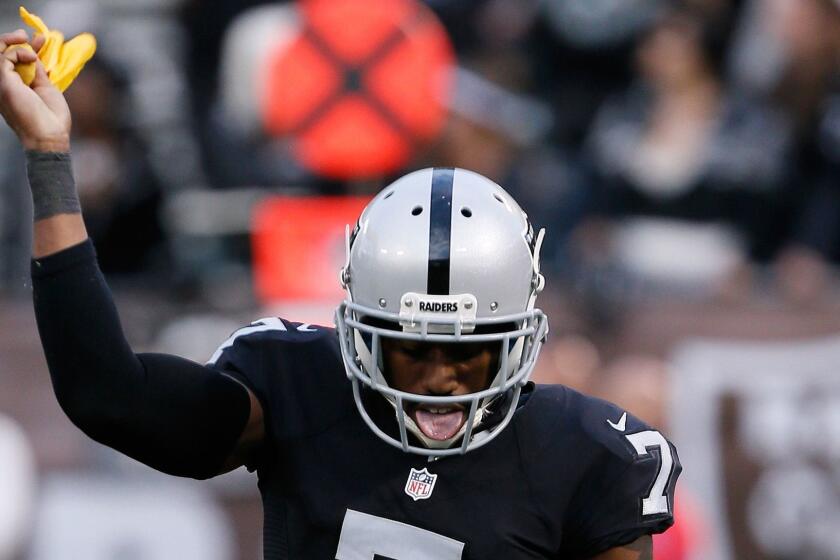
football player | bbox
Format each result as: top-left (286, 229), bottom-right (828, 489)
top-left (0, 28), bottom-right (680, 559)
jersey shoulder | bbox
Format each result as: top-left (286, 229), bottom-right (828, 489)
top-left (517, 385), bottom-right (681, 556)
top-left (208, 317), bottom-right (352, 441)
top-left (207, 316), bottom-right (338, 367)
top-left (519, 384), bottom-right (654, 462)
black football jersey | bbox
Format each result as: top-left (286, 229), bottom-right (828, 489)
top-left (209, 318), bottom-right (681, 559)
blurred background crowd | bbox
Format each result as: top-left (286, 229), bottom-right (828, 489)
top-left (2, 0), bottom-right (840, 558)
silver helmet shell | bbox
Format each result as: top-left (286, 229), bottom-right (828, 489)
top-left (335, 167), bottom-right (548, 456)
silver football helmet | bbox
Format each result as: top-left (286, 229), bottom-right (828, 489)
top-left (335, 168), bottom-right (548, 456)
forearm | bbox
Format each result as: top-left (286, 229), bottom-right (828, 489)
top-left (33, 213), bottom-right (87, 258)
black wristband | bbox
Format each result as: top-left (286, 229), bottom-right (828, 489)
top-left (25, 150), bottom-right (81, 220)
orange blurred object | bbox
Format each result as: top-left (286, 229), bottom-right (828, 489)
top-left (262, 0), bottom-right (454, 179)
top-left (653, 489), bottom-right (709, 560)
top-left (252, 196), bottom-right (372, 303)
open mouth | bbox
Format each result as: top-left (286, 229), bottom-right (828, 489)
top-left (410, 404), bottom-right (466, 441)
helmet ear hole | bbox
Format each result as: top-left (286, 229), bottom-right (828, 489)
top-left (460, 207), bottom-right (472, 218)
top-left (411, 205), bottom-right (423, 216)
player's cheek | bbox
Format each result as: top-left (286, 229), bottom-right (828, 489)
top-left (459, 356), bottom-right (494, 392)
top-left (384, 356), bottom-right (422, 392)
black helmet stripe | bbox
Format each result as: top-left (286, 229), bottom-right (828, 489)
top-left (427, 167), bottom-right (454, 295)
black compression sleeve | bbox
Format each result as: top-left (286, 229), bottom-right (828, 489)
top-left (32, 240), bottom-right (251, 478)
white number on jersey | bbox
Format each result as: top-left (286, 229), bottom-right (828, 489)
top-left (625, 430), bottom-right (674, 516)
top-left (335, 509), bottom-right (464, 559)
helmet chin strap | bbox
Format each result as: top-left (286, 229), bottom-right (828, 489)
top-left (353, 329), bottom-right (524, 451)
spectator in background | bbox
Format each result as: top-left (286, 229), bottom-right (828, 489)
top-left (538, 0), bottom-right (659, 146)
top-left (594, 355), bottom-right (669, 430)
top-left (764, 0), bottom-right (840, 303)
top-left (530, 333), bottom-right (602, 393)
top-left (428, 52), bottom-right (591, 276)
top-left (580, 3), bottom-right (793, 298)
top-left (64, 59), bottom-right (167, 276)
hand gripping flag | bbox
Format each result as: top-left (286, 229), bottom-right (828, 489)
top-left (10, 6), bottom-right (96, 92)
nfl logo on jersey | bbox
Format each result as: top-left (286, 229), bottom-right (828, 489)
top-left (404, 467), bottom-right (438, 501)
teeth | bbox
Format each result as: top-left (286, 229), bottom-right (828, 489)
top-left (423, 407), bottom-right (457, 414)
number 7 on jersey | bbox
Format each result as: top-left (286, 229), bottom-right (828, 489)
top-left (625, 430), bottom-right (675, 516)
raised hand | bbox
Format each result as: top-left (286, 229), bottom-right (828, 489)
top-left (0, 29), bottom-right (71, 152)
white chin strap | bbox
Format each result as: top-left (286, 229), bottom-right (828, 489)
top-left (353, 330), bottom-right (524, 451)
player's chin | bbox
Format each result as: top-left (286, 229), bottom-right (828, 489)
top-left (408, 404), bottom-right (467, 441)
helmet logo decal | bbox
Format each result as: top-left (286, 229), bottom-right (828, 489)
top-left (419, 301), bottom-right (458, 312)
top-left (427, 167), bottom-right (455, 295)
top-left (405, 467), bottom-right (438, 501)
top-left (399, 293), bottom-right (478, 333)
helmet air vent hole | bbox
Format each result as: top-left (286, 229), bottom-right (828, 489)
top-left (493, 193), bottom-right (504, 204)
top-left (383, 191), bottom-right (394, 199)
top-left (411, 206), bottom-right (423, 216)
top-left (461, 207), bottom-right (472, 218)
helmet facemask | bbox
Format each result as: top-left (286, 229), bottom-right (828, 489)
top-left (335, 300), bottom-right (548, 456)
